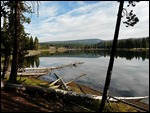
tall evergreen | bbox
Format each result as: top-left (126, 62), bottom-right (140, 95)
top-left (2, 1), bottom-right (33, 83)
top-left (142, 38), bottom-right (147, 48)
top-left (34, 37), bottom-right (39, 50)
top-left (9, 1), bottom-right (21, 83)
top-left (1, 16), bottom-right (12, 79)
top-left (29, 36), bottom-right (34, 50)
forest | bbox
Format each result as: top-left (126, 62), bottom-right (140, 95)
top-left (40, 37), bottom-right (149, 50)
top-left (1, 1), bottom-right (39, 81)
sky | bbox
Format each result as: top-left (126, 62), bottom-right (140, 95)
top-left (23, 1), bottom-right (149, 42)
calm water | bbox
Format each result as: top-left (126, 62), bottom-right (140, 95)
top-left (26, 50), bottom-right (149, 104)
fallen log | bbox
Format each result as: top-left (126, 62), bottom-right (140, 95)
top-left (13, 62), bottom-right (84, 78)
top-left (107, 96), bottom-right (149, 101)
top-left (17, 72), bottom-right (48, 76)
top-left (18, 62), bottom-right (84, 72)
top-left (1, 82), bottom-right (148, 102)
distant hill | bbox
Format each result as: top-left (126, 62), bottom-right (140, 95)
top-left (40, 38), bottom-right (103, 45)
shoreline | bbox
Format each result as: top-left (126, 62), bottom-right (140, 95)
top-left (26, 48), bottom-right (149, 57)
top-left (1, 78), bottom-right (149, 112)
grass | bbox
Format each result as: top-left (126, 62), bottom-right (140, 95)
top-left (103, 102), bottom-right (137, 112)
top-left (18, 77), bottom-right (49, 86)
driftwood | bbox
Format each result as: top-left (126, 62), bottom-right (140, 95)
top-left (39, 73), bottom-right (87, 91)
top-left (53, 73), bottom-right (69, 91)
top-left (16, 62), bottom-right (84, 78)
top-left (19, 61), bottom-right (84, 72)
top-left (49, 78), bottom-right (61, 87)
top-left (108, 95), bottom-right (149, 112)
top-left (17, 72), bottom-right (48, 76)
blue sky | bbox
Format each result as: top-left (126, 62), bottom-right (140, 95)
top-left (23, 1), bottom-right (149, 42)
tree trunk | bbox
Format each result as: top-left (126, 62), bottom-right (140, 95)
top-left (8, 1), bottom-right (20, 83)
top-left (98, 1), bottom-right (124, 112)
top-left (2, 54), bottom-right (10, 79)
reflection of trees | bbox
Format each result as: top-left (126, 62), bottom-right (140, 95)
top-left (22, 50), bottom-right (148, 67)
top-left (30, 56), bottom-right (35, 67)
top-left (115, 50), bottom-right (149, 61)
top-left (116, 51), bottom-right (135, 60)
top-left (35, 55), bottom-right (40, 67)
top-left (24, 55), bottom-right (40, 68)
top-left (141, 51), bottom-right (146, 61)
top-left (39, 50), bottom-right (148, 61)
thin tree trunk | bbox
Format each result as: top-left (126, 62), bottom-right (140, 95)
top-left (2, 54), bottom-right (10, 79)
top-left (98, 1), bottom-right (124, 112)
top-left (9, 1), bottom-right (20, 83)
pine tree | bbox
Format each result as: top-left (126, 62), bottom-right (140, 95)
top-left (34, 37), bottom-right (39, 50)
top-left (30, 36), bottom-right (34, 50)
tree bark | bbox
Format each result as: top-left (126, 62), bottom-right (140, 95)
top-left (2, 54), bottom-right (10, 79)
top-left (98, 1), bottom-right (124, 112)
top-left (9, 1), bottom-right (20, 83)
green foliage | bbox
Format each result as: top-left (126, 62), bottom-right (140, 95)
top-left (39, 37), bottom-right (149, 50)
top-left (29, 36), bottom-right (34, 50)
top-left (34, 37), bottom-right (39, 50)
top-left (18, 77), bottom-right (49, 86)
top-left (141, 38), bottom-right (147, 48)
top-left (123, 1), bottom-right (140, 27)
top-left (40, 43), bottom-right (97, 50)
top-left (1, 17), bottom-right (12, 56)
top-left (1, 1), bottom-right (39, 81)
top-left (97, 37), bottom-right (149, 49)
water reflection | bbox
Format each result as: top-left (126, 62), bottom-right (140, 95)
top-left (24, 55), bottom-right (40, 68)
top-left (39, 50), bottom-right (149, 60)
top-left (24, 50), bottom-right (149, 68)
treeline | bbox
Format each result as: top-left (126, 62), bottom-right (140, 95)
top-left (97, 37), bottom-right (149, 49)
top-left (40, 43), bottom-right (94, 50)
top-left (40, 37), bottom-right (149, 50)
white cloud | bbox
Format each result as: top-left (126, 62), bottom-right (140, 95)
top-left (24, 1), bottom-right (149, 42)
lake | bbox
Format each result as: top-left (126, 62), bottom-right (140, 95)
top-left (26, 50), bottom-right (149, 104)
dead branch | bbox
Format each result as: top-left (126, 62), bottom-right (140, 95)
top-left (49, 78), bottom-right (61, 87)
top-left (66, 73), bottom-right (87, 85)
top-left (53, 73), bottom-right (69, 91)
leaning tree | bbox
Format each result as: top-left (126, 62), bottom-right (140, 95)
top-left (98, 1), bottom-right (139, 112)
